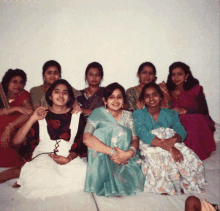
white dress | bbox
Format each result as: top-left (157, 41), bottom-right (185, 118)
top-left (17, 113), bottom-right (87, 200)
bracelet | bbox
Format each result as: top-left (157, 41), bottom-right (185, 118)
top-left (6, 123), bottom-right (14, 131)
top-left (4, 108), bottom-right (8, 115)
top-left (109, 148), bottom-right (116, 157)
top-left (128, 147), bottom-right (137, 157)
top-left (67, 155), bottom-right (73, 162)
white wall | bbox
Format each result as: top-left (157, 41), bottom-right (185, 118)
top-left (0, 0), bottom-right (219, 123)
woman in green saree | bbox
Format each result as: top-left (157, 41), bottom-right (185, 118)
top-left (83, 83), bottom-right (145, 197)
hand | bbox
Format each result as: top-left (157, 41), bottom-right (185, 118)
top-left (31, 107), bottom-right (48, 121)
top-left (16, 107), bottom-right (33, 116)
top-left (110, 147), bottom-right (133, 164)
top-left (0, 127), bottom-right (11, 148)
top-left (136, 99), bottom-right (144, 110)
top-left (164, 137), bottom-right (177, 148)
top-left (172, 107), bottom-right (187, 115)
top-left (49, 154), bottom-right (70, 165)
top-left (169, 147), bottom-right (183, 163)
top-left (71, 101), bottom-right (82, 114)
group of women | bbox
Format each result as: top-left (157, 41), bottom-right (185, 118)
top-left (0, 60), bottom-right (216, 207)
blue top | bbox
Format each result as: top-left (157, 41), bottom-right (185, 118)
top-left (133, 108), bottom-right (187, 145)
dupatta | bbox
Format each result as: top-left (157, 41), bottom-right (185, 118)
top-left (0, 83), bottom-right (10, 109)
top-left (85, 107), bottom-right (144, 197)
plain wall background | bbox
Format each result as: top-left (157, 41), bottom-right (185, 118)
top-left (0, 0), bottom-right (219, 123)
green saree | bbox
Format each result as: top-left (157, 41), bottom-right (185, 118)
top-left (84, 107), bottom-right (145, 197)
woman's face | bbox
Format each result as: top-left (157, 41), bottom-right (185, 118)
top-left (105, 88), bottom-right (124, 112)
top-left (44, 66), bottom-right (60, 85)
top-left (144, 87), bottom-right (161, 108)
top-left (50, 84), bottom-right (69, 107)
top-left (7, 76), bottom-right (24, 94)
top-left (171, 67), bottom-right (189, 87)
top-left (138, 66), bottom-right (155, 85)
top-left (86, 68), bottom-right (102, 86)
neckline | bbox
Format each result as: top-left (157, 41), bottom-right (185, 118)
top-left (48, 107), bottom-right (72, 115)
top-left (147, 108), bottom-right (162, 126)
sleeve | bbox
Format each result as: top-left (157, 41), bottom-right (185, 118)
top-left (18, 121), bottom-right (40, 161)
top-left (70, 114), bottom-right (87, 157)
top-left (171, 110), bottom-right (187, 141)
top-left (133, 110), bottom-right (156, 145)
top-left (84, 119), bottom-right (96, 134)
top-left (125, 111), bottom-right (137, 137)
top-left (186, 87), bottom-right (209, 115)
top-left (126, 88), bottom-right (136, 111)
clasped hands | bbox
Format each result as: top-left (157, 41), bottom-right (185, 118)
top-left (161, 137), bottom-right (183, 163)
top-left (110, 147), bottom-right (134, 165)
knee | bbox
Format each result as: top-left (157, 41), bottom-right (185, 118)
top-left (185, 196), bottom-right (201, 211)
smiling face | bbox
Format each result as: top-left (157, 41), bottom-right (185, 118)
top-left (144, 86), bottom-right (161, 108)
top-left (104, 88), bottom-right (124, 112)
top-left (50, 84), bottom-right (69, 107)
top-left (138, 66), bottom-right (155, 85)
top-left (86, 68), bottom-right (102, 86)
top-left (44, 66), bottom-right (60, 86)
top-left (171, 67), bottom-right (189, 87)
top-left (7, 76), bottom-right (24, 95)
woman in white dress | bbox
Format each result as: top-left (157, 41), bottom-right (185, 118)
top-left (12, 79), bottom-right (87, 200)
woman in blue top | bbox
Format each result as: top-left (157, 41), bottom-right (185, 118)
top-left (133, 83), bottom-right (206, 195)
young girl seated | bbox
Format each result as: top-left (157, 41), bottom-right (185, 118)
top-left (166, 62), bottom-right (216, 160)
top-left (133, 83), bottom-right (206, 195)
top-left (12, 79), bottom-right (87, 200)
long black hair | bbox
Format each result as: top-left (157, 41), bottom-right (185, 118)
top-left (166, 62), bottom-right (199, 91)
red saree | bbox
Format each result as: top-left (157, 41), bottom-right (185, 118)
top-left (171, 85), bottom-right (216, 160)
top-left (0, 90), bottom-right (31, 167)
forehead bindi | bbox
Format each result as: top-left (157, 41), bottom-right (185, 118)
top-left (87, 68), bottom-right (100, 75)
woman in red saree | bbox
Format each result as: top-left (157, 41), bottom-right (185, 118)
top-left (166, 62), bottom-right (216, 160)
top-left (0, 69), bottom-right (33, 170)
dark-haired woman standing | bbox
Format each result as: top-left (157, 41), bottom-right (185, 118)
top-left (0, 69), bottom-right (33, 168)
top-left (166, 62), bottom-right (216, 160)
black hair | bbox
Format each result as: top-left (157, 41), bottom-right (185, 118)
top-left (45, 79), bottom-right (75, 107)
top-left (1, 69), bottom-right (27, 94)
top-left (139, 82), bottom-right (164, 104)
top-left (85, 62), bottom-right (104, 82)
top-left (166, 62), bottom-right (199, 91)
top-left (103, 82), bottom-right (126, 102)
top-left (42, 60), bottom-right (62, 77)
top-left (137, 62), bottom-right (157, 76)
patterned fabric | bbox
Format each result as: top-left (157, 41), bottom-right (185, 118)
top-left (0, 90), bottom-right (33, 167)
top-left (84, 107), bottom-right (145, 197)
top-left (24, 109), bottom-right (87, 158)
top-left (77, 87), bottom-right (104, 119)
top-left (139, 127), bottom-right (206, 195)
top-left (171, 84), bottom-right (216, 160)
top-left (17, 112), bottom-right (87, 200)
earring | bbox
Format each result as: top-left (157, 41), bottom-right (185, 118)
top-left (185, 79), bottom-right (187, 82)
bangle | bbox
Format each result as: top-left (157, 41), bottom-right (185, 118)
top-left (109, 148), bottom-right (116, 157)
top-left (4, 108), bottom-right (8, 115)
top-left (129, 147), bottom-right (137, 157)
top-left (67, 155), bottom-right (73, 162)
top-left (6, 123), bottom-right (14, 131)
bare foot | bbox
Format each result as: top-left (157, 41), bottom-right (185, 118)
top-left (0, 167), bottom-right (21, 183)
